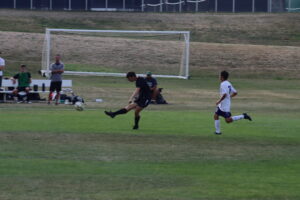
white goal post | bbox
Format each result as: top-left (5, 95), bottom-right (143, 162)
top-left (41, 28), bottom-right (190, 79)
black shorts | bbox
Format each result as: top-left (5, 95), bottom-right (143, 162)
top-left (50, 81), bottom-right (62, 92)
top-left (17, 86), bottom-right (30, 92)
top-left (0, 76), bottom-right (2, 87)
top-left (135, 97), bottom-right (151, 108)
top-left (215, 107), bottom-right (232, 118)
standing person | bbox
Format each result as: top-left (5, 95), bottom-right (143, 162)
top-left (104, 71), bottom-right (151, 130)
top-left (145, 71), bottom-right (159, 102)
top-left (0, 51), bottom-right (5, 88)
top-left (11, 64), bottom-right (32, 103)
top-left (48, 54), bottom-right (64, 105)
top-left (214, 71), bottom-right (252, 135)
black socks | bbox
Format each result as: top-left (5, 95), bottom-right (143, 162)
top-left (114, 108), bottom-right (127, 116)
top-left (135, 116), bottom-right (140, 127)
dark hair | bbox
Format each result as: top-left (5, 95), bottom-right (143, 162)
top-left (220, 71), bottom-right (229, 80)
top-left (126, 71), bottom-right (136, 78)
top-left (20, 64), bottom-right (26, 68)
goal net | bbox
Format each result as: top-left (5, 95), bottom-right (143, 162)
top-left (41, 29), bottom-right (190, 79)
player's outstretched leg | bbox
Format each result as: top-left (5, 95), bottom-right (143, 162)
top-left (243, 113), bottom-right (252, 121)
top-left (231, 113), bottom-right (252, 122)
top-left (104, 108), bottom-right (127, 118)
top-left (104, 103), bottom-right (136, 119)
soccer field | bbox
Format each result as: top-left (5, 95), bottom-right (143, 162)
top-left (0, 110), bottom-right (299, 199)
top-left (0, 76), bottom-right (300, 200)
top-left (0, 9), bottom-right (300, 200)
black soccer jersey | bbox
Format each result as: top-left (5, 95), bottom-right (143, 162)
top-left (136, 77), bottom-right (151, 99)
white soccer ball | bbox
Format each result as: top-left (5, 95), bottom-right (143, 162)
top-left (74, 101), bottom-right (84, 111)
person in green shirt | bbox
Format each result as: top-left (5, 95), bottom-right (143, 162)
top-left (11, 64), bottom-right (32, 103)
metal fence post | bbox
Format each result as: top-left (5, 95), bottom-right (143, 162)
top-left (50, 0), bottom-right (52, 10)
top-left (69, 0), bottom-right (72, 10)
top-left (179, 0), bottom-right (182, 12)
top-left (160, 0), bottom-right (163, 12)
top-left (232, 0), bottom-right (235, 13)
top-left (268, 0), bottom-right (272, 12)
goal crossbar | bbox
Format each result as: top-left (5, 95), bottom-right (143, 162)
top-left (39, 70), bottom-right (187, 79)
top-left (46, 28), bottom-right (190, 35)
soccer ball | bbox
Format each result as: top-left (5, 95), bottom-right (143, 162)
top-left (74, 101), bottom-right (84, 111)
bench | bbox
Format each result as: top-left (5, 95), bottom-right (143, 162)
top-left (0, 79), bottom-right (72, 102)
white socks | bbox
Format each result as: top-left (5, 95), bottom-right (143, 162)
top-left (232, 115), bottom-right (244, 121)
top-left (215, 120), bottom-right (221, 133)
top-left (215, 115), bottom-right (245, 133)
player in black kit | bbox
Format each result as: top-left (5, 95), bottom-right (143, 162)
top-left (104, 72), bottom-right (151, 130)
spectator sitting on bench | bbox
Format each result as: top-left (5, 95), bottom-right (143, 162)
top-left (11, 64), bottom-right (32, 103)
top-left (145, 71), bottom-right (160, 103)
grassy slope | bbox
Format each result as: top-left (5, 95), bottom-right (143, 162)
top-left (0, 10), bottom-right (300, 46)
top-left (1, 10), bottom-right (300, 79)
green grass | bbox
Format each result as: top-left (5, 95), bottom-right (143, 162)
top-left (0, 75), bottom-right (299, 199)
top-left (0, 109), bottom-right (299, 140)
top-left (0, 108), bottom-right (299, 199)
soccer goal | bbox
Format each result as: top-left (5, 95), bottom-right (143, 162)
top-left (41, 28), bottom-right (190, 79)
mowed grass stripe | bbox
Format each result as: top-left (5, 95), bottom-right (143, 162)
top-left (0, 159), bottom-right (299, 200)
top-left (0, 132), bottom-right (299, 163)
top-left (0, 109), bottom-right (300, 141)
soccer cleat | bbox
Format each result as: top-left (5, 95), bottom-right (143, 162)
top-left (104, 111), bottom-right (115, 118)
top-left (214, 132), bottom-right (222, 135)
top-left (133, 125), bottom-right (139, 130)
top-left (243, 113), bottom-right (252, 121)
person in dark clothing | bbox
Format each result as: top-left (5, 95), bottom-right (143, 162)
top-left (11, 64), bottom-right (32, 103)
top-left (145, 71), bottom-right (160, 102)
top-left (104, 71), bottom-right (151, 130)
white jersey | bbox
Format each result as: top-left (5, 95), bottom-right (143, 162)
top-left (218, 80), bottom-right (237, 112)
top-left (0, 57), bottom-right (5, 76)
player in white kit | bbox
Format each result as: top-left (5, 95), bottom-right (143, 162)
top-left (214, 71), bottom-right (252, 135)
